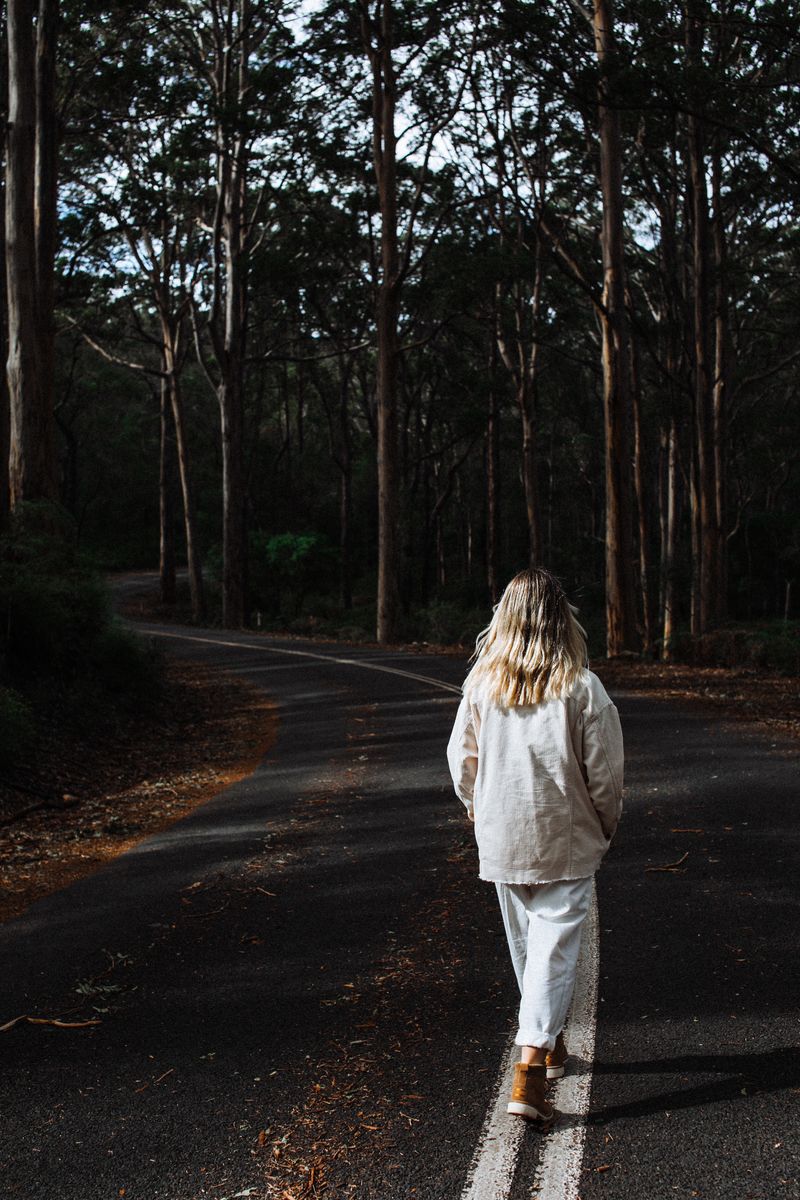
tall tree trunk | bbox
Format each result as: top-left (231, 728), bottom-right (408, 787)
top-left (171, 372), bottom-right (205, 622)
top-left (6, 0), bottom-right (57, 509)
top-left (519, 379), bottom-right (542, 567)
top-left (685, 0), bottom-right (718, 635)
top-left (339, 466), bottom-right (352, 611)
top-left (363, 0), bottom-right (401, 643)
top-left (593, 0), bottom-right (638, 655)
top-left (376, 278), bottom-right (400, 639)
top-left (207, 0), bottom-right (250, 628)
top-left (162, 320), bottom-right (204, 620)
top-left (711, 141), bottom-right (728, 625)
top-left (159, 375), bottom-right (177, 606)
top-left (522, 244), bottom-right (543, 567)
top-left (339, 369), bottom-right (353, 611)
top-left (486, 329), bottom-right (500, 603)
top-left (659, 417), bottom-right (678, 661)
top-left (34, 0), bottom-right (58, 464)
top-left (629, 308), bottom-right (652, 652)
top-left (0, 179), bottom-right (9, 529)
top-left (219, 369), bottom-right (245, 626)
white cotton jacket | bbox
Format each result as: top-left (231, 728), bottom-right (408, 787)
top-left (446, 668), bottom-right (624, 884)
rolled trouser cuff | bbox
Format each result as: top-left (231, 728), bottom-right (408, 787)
top-left (515, 1027), bottom-right (557, 1051)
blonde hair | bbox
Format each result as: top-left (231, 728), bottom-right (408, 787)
top-left (464, 568), bottom-right (588, 706)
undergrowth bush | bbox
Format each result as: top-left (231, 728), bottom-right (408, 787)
top-left (0, 502), bottom-right (163, 766)
top-left (687, 621), bottom-right (800, 674)
top-left (0, 686), bottom-right (35, 767)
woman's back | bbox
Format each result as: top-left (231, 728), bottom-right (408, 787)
top-left (447, 668), bottom-right (623, 884)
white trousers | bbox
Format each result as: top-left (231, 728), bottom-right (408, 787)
top-left (495, 875), bottom-right (594, 1051)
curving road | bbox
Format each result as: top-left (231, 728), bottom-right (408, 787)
top-left (0, 610), bottom-right (798, 1199)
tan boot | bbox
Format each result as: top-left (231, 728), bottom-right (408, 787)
top-left (507, 1062), bottom-right (554, 1121)
top-left (545, 1031), bottom-right (569, 1080)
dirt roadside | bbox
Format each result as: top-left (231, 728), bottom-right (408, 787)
top-left (594, 657), bottom-right (800, 744)
top-left (0, 658), bottom-right (277, 923)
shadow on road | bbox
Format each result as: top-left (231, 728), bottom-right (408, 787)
top-left (543, 1047), bottom-right (800, 1131)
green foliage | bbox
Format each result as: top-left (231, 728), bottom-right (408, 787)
top-left (50, 0), bottom-right (800, 652)
top-left (249, 531), bottom-right (338, 618)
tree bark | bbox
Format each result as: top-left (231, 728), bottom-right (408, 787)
top-left (685, 0), bottom-right (718, 635)
top-left (486, 327), bottom-right (500, 603)
top-left (519, 377), bottom-right (542, 567)
top-left (161, 320), bottom-right (205, 622)
top-left (201, 0), bottom-right (252, 628)
top-left (658, 417), bottom-right (678, 661)
top-left (629, 302), bottom-right (652, 652)
top-left (159, 375), bottom-right (177, 606)
top-left (0, 176), bottom-right (9, 529)
top-left (338, 370), bottom-right (353, 611)
top-left (711, 141), bottom-right (728, 624)
top-left (593, 0), bottom-right (638, 655)
top-left (363, 0), bottom-right (401, 643)
top-left (34, 0), bottom-right (58, 459)
top-left (6, 0), bottom-right (57, 509)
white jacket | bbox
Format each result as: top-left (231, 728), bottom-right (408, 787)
top-left (446, 669), bottom-right (624, 884)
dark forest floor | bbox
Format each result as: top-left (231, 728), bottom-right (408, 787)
top-left (0, 659), bottom-right (277, 923)
top-left (594, 657), bottom-right (800, 744)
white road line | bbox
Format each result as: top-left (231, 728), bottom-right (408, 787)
top-left (459, 1038), bottom-right (526, 1200)
top-left (140, 627), bottom-right (464, 695)
top-left (142, 624), bottom-right (598, 1199)
top-left (459, 884), bottom-right (599, 1200)
top-left (531, 880), bottom-right (599, 1200)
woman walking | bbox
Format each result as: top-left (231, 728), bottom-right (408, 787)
top-left (446, 568), bottom-right (624, 1122)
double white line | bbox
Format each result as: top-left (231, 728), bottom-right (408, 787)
top-left (460, 885), bottom-right (599, 1200)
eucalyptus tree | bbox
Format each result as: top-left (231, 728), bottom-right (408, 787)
top-left (457, 0), bottom-right (639, 653)
top-left (307, 0), bottom-right (481, 642)
top-left (299, 194), bottom-right (374, 612)
top-left (619, 0), bottom-right (800, 643)
top-left (58, 21), bottom-right (209, 618)
top-left (5, 0), bottom-right (60, 511)
top-left (152, 0), bottom-right (298, 628)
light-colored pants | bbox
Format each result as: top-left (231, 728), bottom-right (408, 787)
top-left (495, 875), bottom-right (594, 1051)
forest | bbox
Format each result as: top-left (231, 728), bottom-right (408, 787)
top-left (2, 0), bottom-right (800, 667)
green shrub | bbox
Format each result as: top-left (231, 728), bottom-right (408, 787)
top-left (411, 600), bottom-right (487, 646)
top-left (249, 531), bottom-right (338, 617)
top-left (90, 621), bottom-right (165, 701)
top-left (0, 504), bottom-right (111, 680)
top-left (0, 686), bottom-right (36, 767)
top-left (0, 505), bottom-right (163, 736)
top-left (676, 621), bottom-right (799, 674)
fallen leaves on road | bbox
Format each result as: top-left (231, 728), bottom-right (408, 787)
top-left (259, 836), bottom-right (479, 1200)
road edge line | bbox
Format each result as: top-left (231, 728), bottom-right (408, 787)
top-left (460, 883), bottom-right (599, 1200)
top-left (531, 879), bottom-right (600, 1199)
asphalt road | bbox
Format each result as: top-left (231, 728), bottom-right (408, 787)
top-left (1, 614), bottom-right (798, 1200)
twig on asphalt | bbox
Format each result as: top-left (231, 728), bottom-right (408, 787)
top-left (0, 1013), bottom-right (101, 1032)
top-left (645, 851), bottom-right (689, 872)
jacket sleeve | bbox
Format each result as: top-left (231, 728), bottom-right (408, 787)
top-left (446, 693), bottom-right (479, 820)
top-left (581, 701), bottom-right (624, 841)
